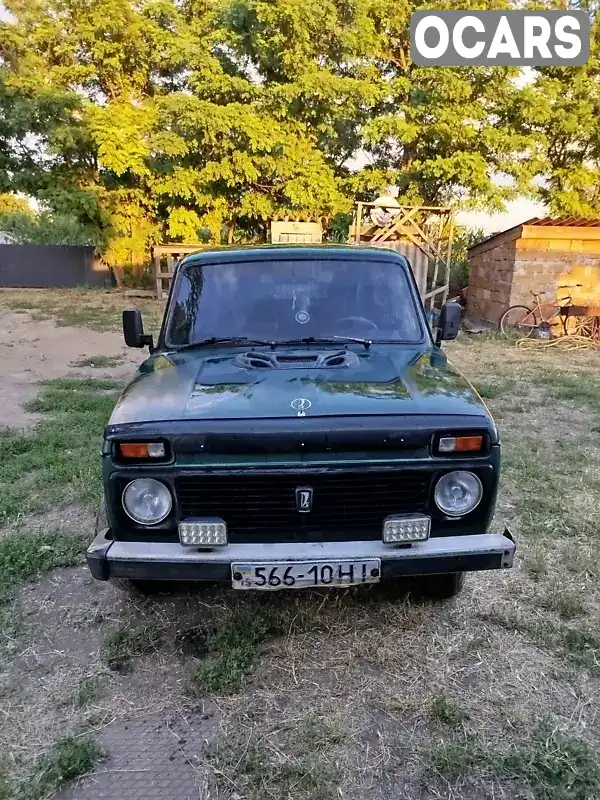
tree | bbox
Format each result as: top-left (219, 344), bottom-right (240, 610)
top-left (0, 0), bottom-right (352, 265)
top-left (0, 207), bottom-right (102, 245)
top-left (506, 3), bottom-right (600, 216)
top-left (0, 193), bottom-right (32, 216)
top-left (0, 0), bottom-right (539, 270)
top-left (215, 0), bottom-right (535, 210)
top-left (450, 225), bottom-right (488, 289)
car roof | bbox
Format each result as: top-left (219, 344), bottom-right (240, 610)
top-left (176, 244), bottom-right (410, 270)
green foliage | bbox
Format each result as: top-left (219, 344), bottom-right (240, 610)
top-left (23, 735), bottom-right (104, 800)
top-left (0, 0), bottom-right (567, 268)
top-left (0, 193), bottom-right (32, 216)
top-left (0, 208), bottom-right (101, 246)
top-left (515, 33), bottom-right (600, 216)
top-left (430, 694), bottom-right (470, 726)
top-left (102, 625), bottom-right (162, 671)
top-left (190, 609), bottom-right (285, 695)
top-left (451, 225), bottom-right (488, 285)
top-left (431, 723), bottom-right (600, 800)
top-left (326, 211), bottom-right (353, 243)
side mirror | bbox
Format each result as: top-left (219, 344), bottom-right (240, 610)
top-left (436, 302), bottom-right (462, 343)
top-left (123, 308), bottom-right (153, 349)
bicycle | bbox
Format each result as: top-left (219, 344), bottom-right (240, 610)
top-left (499, 284), bottom-right (583, 339)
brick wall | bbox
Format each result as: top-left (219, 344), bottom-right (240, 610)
top-left (467, 241), bottom-right (516, 323)
top-left (510, 246), bottom-right (600, 309)
top-left (468, 227), bottom-right (600, 325)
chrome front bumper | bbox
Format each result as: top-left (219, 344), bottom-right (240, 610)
top-left (87, 529), bottom-right (516, 582)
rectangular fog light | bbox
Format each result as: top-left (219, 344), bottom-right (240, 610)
top-left (179, 519), bottom-right (227, 547)
top-left (383, 515), bottom-right (431, 544)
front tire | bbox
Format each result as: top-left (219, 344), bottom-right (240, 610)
top-left (414, 572), bottom-right (465, 599)
top-left (500, 305), bottom-right (536, 339)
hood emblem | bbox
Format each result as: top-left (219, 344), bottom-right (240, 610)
top-left (291, 397), bottom-right (311, 416)
top-left (295, 486), bottom-right (313, 513)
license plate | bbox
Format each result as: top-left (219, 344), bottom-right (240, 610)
top-left (231, 560), bottom-right (381, 590)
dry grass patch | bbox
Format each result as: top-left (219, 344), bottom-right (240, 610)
top-left (4, 334), bottom-right (600, 798)
top-left (0, 288), bottom-right (163, 335)
top-left (192, 336), bottom-right (600, 797)
top-left (69, 354), bottom-right (125, 369)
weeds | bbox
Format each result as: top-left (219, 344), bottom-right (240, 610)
top-left (71, 675), bottom-right (103, 708)
top-left (524, 545), bottom-right (549, 580)
top-left (300, 716), bottom-right (346, 749)
top-left (430, 694), bottom-right (469, 726)
top-left (102, 625), bottom-right (162, 671)
top-left (205, 716), bottom-right (342, 800)
top-left (22, 735), bottom-right (104, 800)
top-left (482, 610), bottom-right (600, 672)
top-left (1, 289), bottom-right (163, 334)
top-left (473, 380), bottom-right (513, 399)
top-left (431, 723), bottom-right (600, 800)
top-left (190, 608), bottom-right (286, 695)
top-left (0, 760), bottom-right (11, 800)
top-left (0, 378), bottom-right (118, 524)
top-left (536, 372), bottom-right (600, 412)
top-left (70, 354), bottom-right (125, 368)
top-left (541, 579), bottom-right (587, 620)
top-left (0, 530), bottom-right (86, 603)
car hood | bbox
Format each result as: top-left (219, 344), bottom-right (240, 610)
top-left (109, 345), bottom-right (490, 426)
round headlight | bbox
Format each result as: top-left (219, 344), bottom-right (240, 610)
top-left (122, 478), bottom-right (172, 525)
top-left (434, 471), bottom-right (483, 517)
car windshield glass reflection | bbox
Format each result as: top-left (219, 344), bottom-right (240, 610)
top-left (166, 259), bottom-right (423, 346)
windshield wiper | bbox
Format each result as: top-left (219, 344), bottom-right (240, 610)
top-left (276, 336), bottom-right (372, 351)
top-left (174, 335), bottom-right (374, 352)
top-left (173, 336), bottom-right (275, 351)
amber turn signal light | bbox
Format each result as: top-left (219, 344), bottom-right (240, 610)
top-left (438, 435), bottom-right (483, 453)
top-left (119, 442), bottom-right (166, 459)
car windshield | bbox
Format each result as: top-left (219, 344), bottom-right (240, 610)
top-left (166, 258), bottom-right (424, 346)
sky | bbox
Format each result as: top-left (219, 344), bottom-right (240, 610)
top-left (458, 196), bottom-right (547, 233)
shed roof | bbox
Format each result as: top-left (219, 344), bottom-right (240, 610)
top-left (523, 217), bottom-right (600, 228)
top-left (467, 216), bottom-right (600, 256)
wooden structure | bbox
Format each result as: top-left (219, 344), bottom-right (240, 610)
top-left (153, 219), bottom-right (324, 297)
top-left (349, 203), bottom-right (455, 313)
top-left (270, 220), bottom-right (322, 244)
top-left (468, 217), bottom-right (600, 324)
top-left (152, 243), bottom-right (206, 298)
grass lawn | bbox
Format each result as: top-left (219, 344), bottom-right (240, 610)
top-left (2, 330), bottom-right (600, 798)
top-left (0, 378), bottom-right (120, 525)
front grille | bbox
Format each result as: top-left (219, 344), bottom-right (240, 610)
top-left (175, 470), bottom-right (431, 543)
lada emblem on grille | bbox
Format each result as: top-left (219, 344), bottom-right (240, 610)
top-left (291, 397), bottom-right (311, 416)
top-left (295, 486), bottom-right (313, 513)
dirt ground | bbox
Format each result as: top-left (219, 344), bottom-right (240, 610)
top-left (3, 294), bottom-right (600, 799)
top-left (0, 308), bottom-right (142, 427)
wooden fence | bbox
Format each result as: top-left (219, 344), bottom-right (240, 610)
top-left (153, 205), bottom-right (455, 311)
top-left (152, 244), bottom-right (208, 297)
top-left (349, 203), bottom-right (455, 313)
